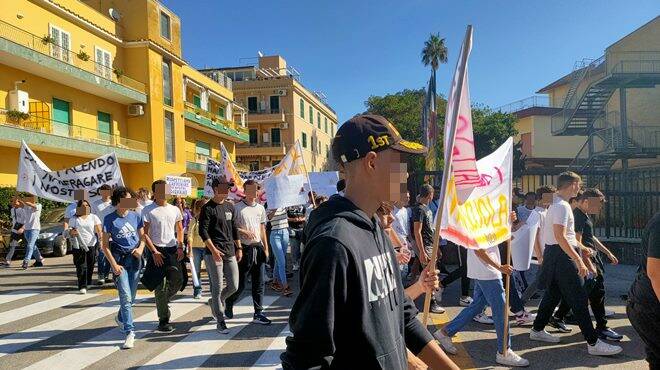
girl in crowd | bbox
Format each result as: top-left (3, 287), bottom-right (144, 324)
top-left (268, 207), bottom-right (292, 297)
top-left (101, 187), bottom-right (145, 349)
top-left (376, 203), bottom-right (411, 267)
top-left (187, 197), bottom-right (209, 299)
top-left (66, 199), bottom-right (102, 294)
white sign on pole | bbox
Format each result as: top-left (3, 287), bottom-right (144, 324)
top-left (264, 174), bottom-right (307, 209)
top-left (165, 176), bottom-right (192, 196)
top-left (16, 141), bottom-right (124, 202)
top-left (305, 171), bottom-right (339, 198)
top-left (511, 210), bottom-right (541, 271)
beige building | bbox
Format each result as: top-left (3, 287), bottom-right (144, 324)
top-left (502, 16), bottom-right (660, 191)
top-left (201, 55), bottom-right (338, 172)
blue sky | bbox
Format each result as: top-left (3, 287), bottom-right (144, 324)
top-left (162, 0), bottom-right (659, 122)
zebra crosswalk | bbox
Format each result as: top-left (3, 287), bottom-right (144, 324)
top-left (0, 287), bottom-right (294, 369)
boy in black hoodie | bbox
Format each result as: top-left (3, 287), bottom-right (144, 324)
top-left (281, 115), bottom-right (458, 370)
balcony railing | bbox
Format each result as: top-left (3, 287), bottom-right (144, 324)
top-left (201, 70), bottom-right (233, 90)
top-left (184, 101), bottom-right (246, 131)
top-left (496, 96), bottom-right (549, 114)
top-left (0, 111), bottom-right (148, 152)
top-left (0, 19), bottom-right (145, 94)
top-left (239, 141), bottom-right (287, 149)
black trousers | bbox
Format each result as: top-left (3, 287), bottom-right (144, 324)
top-left (533, 245), bottom-right (598, 344)
top-left (440, 245), bottom-right (470, 297)
top-left (73, 246), bottom-right (96, 289)
top-left (555, 271), bottom-right (607, 330)
top-left (627, 277), bottom-right (660, 369)
top-left (226, 243), bottom-right (265, 314)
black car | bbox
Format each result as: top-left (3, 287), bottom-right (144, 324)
top-left (0, 207), bottom-right (70, 259)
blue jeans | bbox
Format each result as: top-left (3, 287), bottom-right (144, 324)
top-left (191, 248), bottom-right (205, 295)
top-left (269, 229), bottom-right (289, 285)
top-left (113, 251), bottom-right (142, 333)
top-left (23, 229), bottom-right (42, 263)
top-left (509, 274), bottom-right (525, 314)
top-left (444, 278), bottom-right (511, 352)
top-left (98, 247), bottom-right (111, 280)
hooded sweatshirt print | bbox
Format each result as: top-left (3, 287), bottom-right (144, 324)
top-left (281, 195), bottom-right (433, 369)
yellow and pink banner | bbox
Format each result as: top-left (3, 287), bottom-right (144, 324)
top-left (440, 137), bottom-right (513, 249)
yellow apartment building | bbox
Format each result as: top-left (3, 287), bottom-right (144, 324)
top-left (201, 55), bottom-right (338, 172)
top-left (0, 0), bottom-right (247, 195)
top-left (501, 16), bottom-right (660, 192)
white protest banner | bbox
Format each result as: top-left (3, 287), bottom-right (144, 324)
top-left (204, 143), bottom-right (245, 200)
top-left (305, 171), bottom-right (339, 198)
top-left (511, 211), bottom-right (540, 271)
top-left (165, 176), bottom-right (192, 196)
top-left (17, 141), bottom-right (124, 203)
top-left (264, 174), bottom-right (307, 209)
top-left (440, 137), bottom-right (513, 250)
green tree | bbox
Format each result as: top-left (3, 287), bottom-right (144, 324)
top-left (421, 33), bottom-right (449, 72)
top-left (364, 89), bottom-right (518, 176)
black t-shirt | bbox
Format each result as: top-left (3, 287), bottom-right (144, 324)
top-left (198, 199), bottom-right (239, 257)
top-left (411, 203), bottom-right (434, 250)
top-left (629, 212), bottom-right (660, 306)
top-left (574, 208), bottom-right (595, 248)
top-left (641, 212), bottom-right (660, 272)
top-left (287, 205), bottom-right (305, 229)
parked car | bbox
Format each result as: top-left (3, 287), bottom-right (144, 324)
top-left (0, 207), bottom-right (70, 259)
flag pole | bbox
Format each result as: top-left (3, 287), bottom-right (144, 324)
top-left (502, 147), bottom-right (514, 355)
top-left (297, 140), bottom-right (317, 208)
top-left (422, 25), bottom-right (473, 326)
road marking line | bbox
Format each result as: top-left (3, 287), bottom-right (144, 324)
top-left (0, 293), bottom-right (98, 326)
top-left (0, 296), bottom-right (149, 357)
top-left (0, 290), bottom-right (40, 305)
top-left (137, 295), bottom-right (279, 370)
top-left (23, 297), bottom-right (205, 370)
top-left (249, 324), bottom-right (289, 370)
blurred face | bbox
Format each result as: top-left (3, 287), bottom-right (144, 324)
top-left (569, 180), bottom-right (582, 198)
top-left (100, 189), bottom-right (112, 200)
top-left (525, 195), bottom-right (537, 208)
top-left (117, 194), bottom-right (136, 213)
top-left (154, 183), bottom-right (167, 202)
top-left (376, 150), bottom-right (408, 204)
top-left (213, 183), bottom-right (230, 199)
top-left (244, 183), bottom-right (258, 203)
top-left (76, 201), bottom-right (91, 217)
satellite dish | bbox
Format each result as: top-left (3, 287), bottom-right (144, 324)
top-left (257, 51), bottom-right (264, 57)
top-left (109, 8), bottom-right (121, 21)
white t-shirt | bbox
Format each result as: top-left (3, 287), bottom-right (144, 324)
top-left (235, 201), bottom-right (267, 245)
top-left (542, 195), bottom-right (577, 247)
top-left (69, 214), bottom-right (102, 246)
top-left (392, 206), bottom-right (410, 242)
top-left (467, 245), bottom-right (502, 280)
top-left (93, 199), bottom-right (114, 224)
top-left (23, 204), bottom-right (42, 230)
top-left (142, 203), bottom-right (183, 247)
top-left (65, 202), bottom-right (77, 220)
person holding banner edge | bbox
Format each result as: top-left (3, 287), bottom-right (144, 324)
top-left (282, 114), bottom-right (457, 370)
top-left (94, 184), bottom-right (115, 285)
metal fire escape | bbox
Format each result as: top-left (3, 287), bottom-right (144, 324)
top-left (554, 52), bottom-right (660, 184)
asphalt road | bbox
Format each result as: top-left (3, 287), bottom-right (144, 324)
top-left (0, 255), bottom-right (648, 369)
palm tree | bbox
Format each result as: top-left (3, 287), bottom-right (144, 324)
top-left (421, 33), bottom-right (448, 72)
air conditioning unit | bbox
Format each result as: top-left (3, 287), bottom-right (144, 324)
top-left (279, 122), bottom-right (288, 129)
top-left (261, 156), bottom-right (271, 162)
top-left (276, 89), bottom-right (287, 96)
top-left (128, 104), bottom-right (144, 116)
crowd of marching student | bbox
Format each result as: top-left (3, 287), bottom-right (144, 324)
top-left (0, 177), bottom-right (331, 350)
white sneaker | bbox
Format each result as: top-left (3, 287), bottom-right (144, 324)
top-left (496, 349), bottom-right (530, 367)
top-left (515, 311), bottom-right (536, 326)
top-left (473, 312), bottom-right (494, 325)
top-left (79, 288), bottom-right (87, 295)
top-left (588, 339), bottom-right (622, 356)
top-left (459, 296), bottom-right (473, 307)
top-left (122, 332), bottom-right (135, 349)
top-left (433, 330), bottom-right (457, 355)
top-left (589, 306), bottom-right (616, 318)
top-left (530, 329), bottom-right (560, 343)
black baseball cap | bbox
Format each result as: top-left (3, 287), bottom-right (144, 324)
top-left (332, 114), bottom-right (427, 164)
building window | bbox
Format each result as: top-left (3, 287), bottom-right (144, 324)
top-left (331, 123), bottom-right (335, 137)
top-left (324, 117), bottom-right (328, 134)
top-left (249, 161), bottom-right (259, 171)
top-left (94, 47), bottom-right (112, 80)
top-left (302, 132), bottom-right (307, 148)
top-left (192, 94), bottom-right (201, 109)
top-left (49, 25), bottom-right (71, 63)
top-left (300, 99), bottom-right (305, 119)
top-left (97, 111), bottom-right (112, 141)
top-left (309, 106), bottom-right (313, 125)
top-left (162, 59), bottom-right (173, 106)
top-left (218, 106), bottom-right (226, 118)
top-left (195, 141), bottom-right (210, 157)
top-left (160, 11), bottom-right (171, 40)
top-left (271, 128), bottom-right (281, 145)
top-left (247, 97), bottom-right (258, 113)
top-left (249, 129), bottom-right (258, 145)
top-left (317, 112), bottom-right (321, 129)
top-left (164, 110), bottom-right (175, 162)
top-left (270, 96), bottom-right (280, 113)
